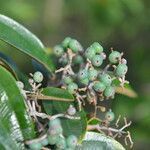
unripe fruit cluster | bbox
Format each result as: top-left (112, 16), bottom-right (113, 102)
top-left (54, 37), bottom-right (128, 104)
top-left (28, 118), bottom-right (78, 150)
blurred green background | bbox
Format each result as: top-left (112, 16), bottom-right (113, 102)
top-left (0, 0), bottom-right (150, 149)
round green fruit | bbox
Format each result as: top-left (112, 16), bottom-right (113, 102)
top-left (56, 137), bottom-right (67, 149)
top-left (33, 71), bottom-right (43, 83)
top-left (105, 110), bottom-right (115, 122)
top-left (54, 45), bottom-right (64, 57)
top-left (69, 39), bottom-right (83, 53)
top-left (88, 68), bottom-right (98, 81)
top-left (99, 73), bottom-right (112, 86)
top-left (62, 37), bottom-right (72, 48)
top-left (109, 51), bottom-right (121, 64)
top-left (67, 83), bottom-right (78, 94)
top-left (73, 55), bottom-right (83, 64)
top-left (92, 55), bottom-right (103, 67)
top-left (28, 142), bottom-right (42, 150)
top-left (93, 81), bottom-right (106, 92)
top-left (104, 86), bottom-right (115, 97)
top-left (91, 42), bottom-right (103, 54)
top-left (85, 46), bottom-right (96, 60)
top-left (48, 135), bottom-right (59, 145)
top-left (78, 69), bottom-right (88, 80)
top-left (63, 76), bottom-right (73, 84)
top-left (115, 64), bottom-right (128, 77)
top-left (66, 135), bottom-right (78, 148)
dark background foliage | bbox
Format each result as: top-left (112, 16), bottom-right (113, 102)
top-left (0, 0), bottom-right (150, 149)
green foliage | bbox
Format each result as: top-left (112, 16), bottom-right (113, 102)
top-left (0, 66), bottom-right (35, 149)
top-left (0, 15), bottom-right (55, 73)
top-left (77, 132), bottom-right (125, 150)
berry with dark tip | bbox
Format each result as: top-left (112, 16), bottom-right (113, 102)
top-left (33, 71), bottom-right (43, 83)
top-left (78, 69), bottom-right (88, 80)
top-left (66, 135), bottom-right (78, 148)
top-left (93, 81), bottom-right (106, 92)
top-left (105, 110), bottom-right (115, 122)
top-left (109, 51), bottom-right (121, 64)
top-left (54, 45), bottom-right (64, 57)
top-left (67, 82), bottom-right (78, 94)
top-left (88, 68), bottom-right (98, 81)
top-left (99, 73), bottom-right (112, 86)
top-left (92, 55), bottom-right (103, 67)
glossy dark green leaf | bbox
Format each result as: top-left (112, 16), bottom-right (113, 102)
top-left (0, 57), bottom-right (17, 79)
top-left (0, 51), bottom-right (30, 88)
top-left (0, 15), bottom-right (55, 73)
top-left (41, 87), bottom-right (74, 102)
top-left (77, 132), bottom-right (125, 150)
top-left (42, 87), bottom-right (87, 139)
top-left (0, 66), bottom-right (35, 148)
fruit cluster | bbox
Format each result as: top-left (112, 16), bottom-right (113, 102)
top-left (27, 118), bottom-right (78, 150)
top-left (54, 37), bottom-right (128, 109)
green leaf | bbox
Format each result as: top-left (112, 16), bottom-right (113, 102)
top-left (0, 14), bottom-right (55, 73)
top-left (0, 66), bottom-right (35, 148)
top-left (41, 87), bottom-right (74, 102)
top-left (112, 79), bottom-right (137, 98)
top-left (42, 87), bottom-right (87, 139)
top-left (0, 57), bottom-right (18, 79)
top-left (87, 117), bottom-right (102, 125)
top-left (77, 132), bottom-right (125, 150)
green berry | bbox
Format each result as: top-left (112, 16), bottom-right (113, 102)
top-left (104, 86), bottom-right (115, 97)
top-left (116, 64), bottom-right (128, 77)
top-left (80, 78), bottom-right (89, 85)
top-left (92, 55), bottom-right (103, 67)
top-left (48, 118), bottom-right (61, 127)
top-left (93, 81), bottom-right (106, 92)
top-left (99, 73), bottom-right (112, 86)
top-left (28, 142), bottom-right (42, 150)
top-left (62, 37), bottom-right (72, 48)
top-left (67, 82), bottom-right (78, 94)
top-left (91, 42), bottom-right (103, 54)
top-left (63, 76), bottom-right (73, 84)
top-left (88, 68), bottom-right (98, 81)
top-left (69, 39), bottom-right (83, 53)
top-left (54, 45), bottom-right (64, 57)
top-left (85, 46), bottom-right (95, 60)
top-left (56, 137), bottom-right (67, 149)
top-left (67, 105), bottom-right (76, 116)
top-left (105, 110), bottom-right (115, 122)
top-left (48, 134), bottom-right (59, 145)
top-left (78, 69), bottom-right (88, 80)
top-left (66, 135), bottom-right (78, 148)
top-left (33, 71), bottom-right (43, 83)
top-left (49, 126), bottom-right (63, 135)
top-left (73, 55), bottom-right (84, 64)
top-left (16, 81), bottom-right (24, 89)
top-left (109, 51), bottom-right (121, 64)
top-left (41, 137), bottom-right (49, 146)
